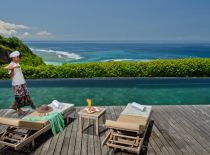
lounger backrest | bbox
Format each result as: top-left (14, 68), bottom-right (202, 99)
top-left (0, 117), bottom-right (45, 130)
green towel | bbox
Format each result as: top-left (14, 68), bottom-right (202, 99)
top-left (23, 112), bottom-right (65, 136)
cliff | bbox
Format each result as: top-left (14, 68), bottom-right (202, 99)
top-left (0, 35), bottom-right (45, 66)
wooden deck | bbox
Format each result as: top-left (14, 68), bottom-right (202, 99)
top-left (0, 105), bottom-right (210, 155)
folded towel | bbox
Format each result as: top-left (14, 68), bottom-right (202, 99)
top-left (23, 112), bottom-right (65, 136)
top-left (52, 100), bottom-right (63, 109)
top-left (131, 102), bottom-right (146, 111)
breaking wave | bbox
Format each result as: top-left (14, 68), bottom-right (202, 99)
top-left (30, 48), bottom-right (83, 60)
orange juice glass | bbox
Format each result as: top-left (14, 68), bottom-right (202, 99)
top-left (87, 98), bottom-right (92, 108)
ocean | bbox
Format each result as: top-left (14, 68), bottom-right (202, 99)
top-left (25, 41), bottom-right (210, 65)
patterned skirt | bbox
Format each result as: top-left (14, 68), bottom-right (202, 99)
top-left (13, 84), bottom-right (34, 108)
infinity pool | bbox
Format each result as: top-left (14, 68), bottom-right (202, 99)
top-left (0, 78), bottom-right (210, 109)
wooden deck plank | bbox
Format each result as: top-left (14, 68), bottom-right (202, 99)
top-left (196, 105), bottom-right (210, 118)
top-left (46, 134), bottom-right (59, 155)
top-left (39, 137), bottom-right (52, 155)
top-left (150, 125), bottom-right (171, 155)
top-left (163, 106), bottom-right (210, 153)
top-left (94, 131), bottom-right (102, 155)
top-left (157, 106), bottom-right (205, 155)
top-left (81, 119), bottom-right (89, 155)
top-left (173, 106), bottom-right (210, 147)
top-left (67, 107), bottom-right (80, 155)
top-left (152, 107), bottom-right (194, 155)
top-left (151, 125), bottom-right (178, 155)
top-left (88, 119), bottom-right (95, 155)
top-left (0, 109), bottom-right (9, 131)
top-left (156, 106), bottom-right (199, 155)
top-left (188, 106), bottom-right (210, 131)
top-left (73, 107), bottom-right (83, 155)
top-left (158, 106), bottom-right (209, 155)
top-left (60, 109), bottom-right (76, 155)
top-left (150, 122), bottom-right (182, 155)
top-left (53, 127), bottom-right (66, 155)
top-left (147, 142), bottom-right (157, 155)
top-left (99, 106), bottom-right (111, 155)
top-left (1, 105), bottom-right (210, 155)
top-left (93, 117), bottom-right (102, 155)
top-left (173, 106), bottom-right (210, 139)
top-left (32, 144), bottom-right (43, 155)
top-left (149, 132), bottom-right (163, 155)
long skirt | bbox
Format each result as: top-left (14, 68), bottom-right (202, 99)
top-left (13, 84), bottom-right (34, 109)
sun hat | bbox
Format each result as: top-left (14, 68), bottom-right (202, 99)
top-left (9, 51), bottom-right (20, 58)
top-left (37, 104), bottom-right (53, 113)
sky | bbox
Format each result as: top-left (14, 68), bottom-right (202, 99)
top-left (0, 0), bottom-right (210, 41)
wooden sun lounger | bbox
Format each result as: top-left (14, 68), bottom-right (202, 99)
top-left (0, 103), bottom-right (74, 150)
top-left (102, 104), bottom-right (153, 154)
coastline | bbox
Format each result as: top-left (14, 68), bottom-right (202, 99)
top-left (26, 41), bottom-right (210, 65)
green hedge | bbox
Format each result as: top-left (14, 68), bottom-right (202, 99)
top-left (1, 58), bottom-right (210, 79)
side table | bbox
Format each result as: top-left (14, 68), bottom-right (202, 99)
top-left (78, 107), bottom-right (106, 136)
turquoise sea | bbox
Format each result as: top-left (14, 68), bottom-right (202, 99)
top-left (25, 41), bottom-right (210, 65)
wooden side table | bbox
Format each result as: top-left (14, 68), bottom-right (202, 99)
top-left (78, 107), bottom-right (106, 136)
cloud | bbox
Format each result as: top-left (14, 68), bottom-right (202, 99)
top-left (22, 32), bottom-right (30, 38)
top-left (36, 31), bottom-right (52, 36)
top-left (0, 20), bottom-right (54, 40)
top-left (0, 20), bottom-right (29, 36)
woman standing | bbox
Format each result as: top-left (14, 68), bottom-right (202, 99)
top-left (4, 51), bottom-right (36, 115)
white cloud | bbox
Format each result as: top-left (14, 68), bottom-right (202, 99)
top-left (0, 20), bottom-right (54, 40)
top-left (0, 20), bottom-right (29, 36)
top-left (36, 31), bottom-right (52, 36)
top-left (22, 32), bottom-right (30, 38)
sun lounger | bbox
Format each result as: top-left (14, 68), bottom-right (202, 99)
top-left (0, 102), bottom-right (74, 150)
top-left (102, 104), bottom-right (153, 154)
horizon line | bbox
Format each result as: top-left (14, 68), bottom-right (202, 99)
top-left (23, 39), bottom-right (210, 44)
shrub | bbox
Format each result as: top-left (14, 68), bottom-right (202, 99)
top-left (0, 35), bottom-right (45, 66)
top-left (1, 58), bottom-right (210, 79)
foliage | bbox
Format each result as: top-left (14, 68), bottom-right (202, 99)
top-left (1, 58), bottom-right (210, 79)
top-left (0, 35), bottom-right (45, 66)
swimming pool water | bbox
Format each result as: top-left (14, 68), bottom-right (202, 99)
top-left (0, 78), bottom-right (210, 109)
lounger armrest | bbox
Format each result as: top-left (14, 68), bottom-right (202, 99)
top-left (0, 117), bottom-right (45, 130)
top-left (105, 120), bottom-right (140, 132)
top-left (0, 117), bottom-right (21, 126)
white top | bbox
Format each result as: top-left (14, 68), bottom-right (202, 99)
top-left (9, 62), bottom-right (26, 86)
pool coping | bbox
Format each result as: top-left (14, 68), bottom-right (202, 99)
top-left (1, 77), bottom-right (210, 82)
